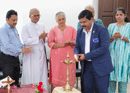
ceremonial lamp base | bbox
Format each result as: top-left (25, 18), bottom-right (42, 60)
top-left (63, 84), bottom-right (72, 92)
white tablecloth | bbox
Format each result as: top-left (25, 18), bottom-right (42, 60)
top-left (52, 87), bottom-right (81, 93)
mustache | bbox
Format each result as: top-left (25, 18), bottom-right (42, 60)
top-left (13, 23), bottom-right (17, 25)
top-left (82, 25), bottom-right (87, 27)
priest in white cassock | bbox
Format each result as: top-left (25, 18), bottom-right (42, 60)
top-left (21, 8), bottom-right (48, 91)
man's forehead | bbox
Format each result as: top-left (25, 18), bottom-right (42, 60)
top-left (79, 17), bottom-right (87, 21)
top-left (58, 15), bottom-right (65, 18)
top-left (31, 10), bottom-right (39, 15)
top-left (10, 15), bottom-right (17, 19)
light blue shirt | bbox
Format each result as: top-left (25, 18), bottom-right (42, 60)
top-left (0, 23), bottom-right (23, 57)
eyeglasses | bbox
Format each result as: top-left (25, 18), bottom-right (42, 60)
top-left (31, 15), bottom-right (40, 17)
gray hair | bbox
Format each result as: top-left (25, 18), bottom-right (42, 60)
top-left (55, 11), bottom-right (66, 21)
top-left (85, 5), bottom-right (95, 12)
top-left (29, 8), bottom-right (40, 15)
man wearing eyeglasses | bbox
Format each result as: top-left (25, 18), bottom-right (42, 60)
top-left (21, 8), bottom-right (48, 91)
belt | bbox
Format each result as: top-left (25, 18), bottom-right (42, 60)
top-left (1, 52), bottom-right (18, 59)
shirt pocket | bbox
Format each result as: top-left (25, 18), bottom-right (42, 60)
top-left (92, 38), bottom-right (99, 43)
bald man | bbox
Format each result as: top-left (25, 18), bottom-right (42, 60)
top-left (77, 5), bottom-right (104, 30)
top-left (21, 8), bottom-right (48, 91)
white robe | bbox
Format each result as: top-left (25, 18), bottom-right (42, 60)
top-left (21, 21), bottom-right (48, 91)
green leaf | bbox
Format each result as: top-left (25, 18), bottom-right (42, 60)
top-left (35, 85), bottom-right (38, 88)
top-left (35, 89), bottom-right (39, 93)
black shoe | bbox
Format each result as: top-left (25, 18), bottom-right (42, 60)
top-left (16, 84), bottom-right (22, 88)
top-left (10, 83), bottom-right (15, 86)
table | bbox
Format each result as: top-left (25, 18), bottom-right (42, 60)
top-left (0, 84), bottom-right (48, 93)
top-left (52, 87), bottom-right (81, 93)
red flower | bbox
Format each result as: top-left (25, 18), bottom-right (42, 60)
top-left (39, 88), bottom-right (43, 92)
top-left (37, 85), bottom-right (42, 90)
top-left (39, 82), bottom-right (43, 85)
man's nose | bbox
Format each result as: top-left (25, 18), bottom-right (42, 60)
top-left (81, 23), bottom-right (84, 26)
top-left (14, 20), bottom-right (17, 23)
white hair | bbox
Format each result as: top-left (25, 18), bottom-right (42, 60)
top-left (29, 8), bottom-right (39, 15)
top-left (55, 11), bottom-right (66, 21)
top-left (85, 5), bottom-right (95, 11)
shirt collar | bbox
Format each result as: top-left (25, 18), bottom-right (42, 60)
top-left (5, 22), bottom-right (16, 29)
top-left (30, 21), bottom-right (38, 25)
top-left (83, 22), bottom-right (94, 33)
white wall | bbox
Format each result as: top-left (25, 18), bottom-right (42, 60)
top-left (93, 0), bottom-right (99, 19)
top-left (0, 0), bottom-right (99, 58)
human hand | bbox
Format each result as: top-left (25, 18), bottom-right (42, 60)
top-left (22, 46), bottom-right (32, 54)
top-left (69, 41), bottom-right (75, 46)
top-left (113, 31), bottom-right (121, 39)
top-left (73, 54), bottom-right (79, 62)
top-left (112, 33), bottom-right (118, 39)
top-left (78, 54), bottom-right (85, 61)
top-left (42, 32), bottom-right (48, 39)
top-left (116, 31), bottom-right (121, 38)
top-left (63, 40), bottom-right (70, 46)
top-left (39, 32), bottom-right (48, 40)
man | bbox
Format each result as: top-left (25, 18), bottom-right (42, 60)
top-left (77, 5), bottom-right (104, 93)
top-left (74, 10), bottom-right (114, 93)
top-left (0, 10), bottom-right (32, 87)
top-left (21, 8), bottom-right (48, 91)
top-left (77, 5), bottom-right (104, 30)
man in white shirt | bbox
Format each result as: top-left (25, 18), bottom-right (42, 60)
top-left (21, 8), bottom-right (48, 91)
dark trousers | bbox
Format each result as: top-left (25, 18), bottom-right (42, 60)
top-left (80, 61), bottom-right (85, 93)
top-left (81, 74), bottom-right (99, 93)
top-left (81, 67), bottom-right (99, 93)
top-left (0, 52), bottom-right (20, 85)
top-left (81, 72), bottom-right (85, 93)
top-left (83, 61), bottom-right (110, 93)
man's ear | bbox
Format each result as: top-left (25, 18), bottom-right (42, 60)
top-left (6, 18), bottom-right (8, 22)
top-left (29, 15), bottom-right (31, 19)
